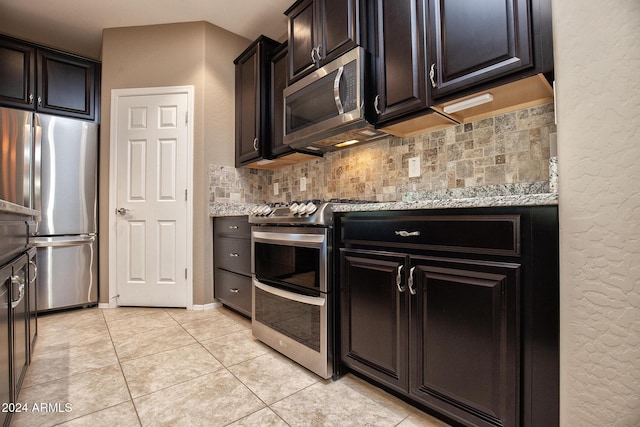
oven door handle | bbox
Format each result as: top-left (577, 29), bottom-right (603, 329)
top-left (253, 231), bottom-right (325, 246)
top-left (254, 280), bottom-right (326, 307)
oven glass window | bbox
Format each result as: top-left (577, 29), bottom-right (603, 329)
top-left (254, 286), bottom-right (321, 352)
top-left (254, 242), bottom-right (320, 290)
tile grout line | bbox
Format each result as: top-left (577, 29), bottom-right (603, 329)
top-left (101, 307), bottom-right (144, 427)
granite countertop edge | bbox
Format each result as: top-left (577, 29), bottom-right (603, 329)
top-left (0, 200), bottom-right (41, 217)
top-left (209, 193), bottom-right (558, 217)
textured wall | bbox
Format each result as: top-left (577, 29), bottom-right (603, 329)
top-left (553, 1), bottom-right (640, 426)
top-left (101, 22), bottom-right (248, 306)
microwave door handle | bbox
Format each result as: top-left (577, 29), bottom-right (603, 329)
top-left (333, 65), bottom-right (344, 114)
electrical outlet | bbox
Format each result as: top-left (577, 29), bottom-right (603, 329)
top-left (300, 177), bottom-right (307, 192)
top-left (408, 156), bottom-right (421, 178)
top-left (273, 182), bottom-right (279, 196)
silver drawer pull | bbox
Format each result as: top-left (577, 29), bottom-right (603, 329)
top-left (229, 253), bottom-right (239, 257)
top-left (228, 225), bottom-right (239, 230)
top-left (395, 230), bottom-right (420, 237)
top-left (230, 288), bottom-right (239, 293)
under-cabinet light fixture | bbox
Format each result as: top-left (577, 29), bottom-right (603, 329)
top-left (334, 139), bottom-right (360, 148)
top-left (443, 93), bottom-right (494, 114)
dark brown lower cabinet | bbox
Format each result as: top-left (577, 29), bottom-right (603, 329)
top-left (338, 206), bottom-right (559, 427)
top-left (214, 216), bottom-right (252, 317)
top-left (340, 251), bottom-right (408, 393)
top-left (409, 258), bottom-right (520, 427)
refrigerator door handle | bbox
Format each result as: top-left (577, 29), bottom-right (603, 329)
top-left (33, 114), bottom-right (42, 218)
top-left (29, 235), bottom-right (96, 248)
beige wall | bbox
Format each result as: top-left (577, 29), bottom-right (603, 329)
top-left (553, 2), bottom-right (640, 426)
top-left (100, 22), bottom-right (249, 306)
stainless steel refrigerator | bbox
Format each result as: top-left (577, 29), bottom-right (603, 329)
top-left (29, 113), bottom-right (99, 312)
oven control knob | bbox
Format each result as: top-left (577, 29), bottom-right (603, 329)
top-left (305, 202), bottom-right (318, 215)
top-left (297, 203), bottom-right (308, 215)
top-left (289, 203), bottom-right (299, 215)
top-left (261, 205), bottom-right (272, 215)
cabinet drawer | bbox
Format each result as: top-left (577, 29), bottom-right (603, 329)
top-left (341, 215), bottom-right (520, 256)
top-left (214, 269), bottom-right (251, 317)
top-left (214, 216), bottom-right (251, 238)
top-left (215, 237), bottom-right (251, 275)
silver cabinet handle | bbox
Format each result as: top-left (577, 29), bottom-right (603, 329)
top-left (230, 288), bottom-right (239, 293)
top-left (229, 253), bottom-right (239, 257)
top-left (408, 266), bottom-right (417, 295)
top-left (310, 47), bottom-right (316, 63)
top-left (395, 230), bottom-right (420, 237)
top-left (37, 95), bottom-right (42, 106)
top-left (29, 93), bottom-right (34, 104)
top-left (228, 225), bottom-right (239, 230)
top-left (333, 65), bottom-right (344, 114)
top-left (116, 207), bottom-right (130, 215)
top-left (29, 261), bottom-right (38, 284)
top-left (374, 95), bottom-right (381, 114)
top-left (11, 276), bottom-right (25, 308)
top-left (396, 264), bottom-right (405, 293)
top-left (429, 63), bottom-right (436, 88)
top-left (253, 137), bottom-right (258, 151)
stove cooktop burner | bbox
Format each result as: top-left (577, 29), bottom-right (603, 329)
top-left (248, 199), bottom-right (381, 226)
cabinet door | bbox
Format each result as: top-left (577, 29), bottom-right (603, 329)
top-left (287, 0), bottom-right (318, 83)
top-left (10, 254), bottom-right (29, 400)
top-left (321, 0), bottom-right (360, 64)
top-left (427, 0), bottom-right (533, 100)
top-left (235, 45), bottom-right (261, 165)
top-left (235, 37), bottom-right (278, 167)
top-left (409, 256), bottom-right (520, 427)
top-left (0, 37), bottom-right (35, 109)
top-left (0, 264), bottom-right (11, 426)
top-left (37, 49), bottom-right (97, 120)
top-left (27, 248), bottom-right (37, 362)
top-left (269, 43), bottom-right (294, 159)
top-left (340, 249), bottom-right (409, 393)
top-left (373, 0), bottom-right (428, 124)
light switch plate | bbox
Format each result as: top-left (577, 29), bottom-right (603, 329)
top-left (300, 177), bottom-right (307, 192)
top-left (408, 156), bottom-right (421, 178)
top-left (273, 182), bottom-right (279, 195)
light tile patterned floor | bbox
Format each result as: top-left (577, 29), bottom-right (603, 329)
top-left (11, 306), bottom-right (451, 426)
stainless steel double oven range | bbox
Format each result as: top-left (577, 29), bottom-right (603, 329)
top-left (249, 201), bottom-right (335, 379)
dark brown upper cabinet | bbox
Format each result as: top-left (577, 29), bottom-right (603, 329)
top-left (371, 0), bottom-right (457, 135)
top-left (0, 37), bottom-right (35, 109)
top-left (37, 49), bottom-right (98, 120)
top-left (427, 0), bottom-right (553, 102)
top-left (285, 0), bottom-right (363, 84)
top-left (268, 42), bottom-right (293, 159)
top-left (0, 35), bottom-right (100, 122)
top-left (234, 36), bottom-right (280, 167)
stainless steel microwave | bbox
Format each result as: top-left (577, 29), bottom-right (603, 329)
top-left (283, 47), bottom-right (388, 153)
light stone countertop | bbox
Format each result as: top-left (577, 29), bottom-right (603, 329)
top-left (209, 184), bottom-right (558, 218)
top-left (0, 199), bottom-right (40, 217)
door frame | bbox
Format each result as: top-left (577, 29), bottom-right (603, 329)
top-left (108, 85), bottom-right (195, 309)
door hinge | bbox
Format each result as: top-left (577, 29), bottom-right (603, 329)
top-left (185, 189), bottom-right (188, 201)
top-left (185, 111), bottom-right (188, 125)
top-left (185, 268), bottom-right (188, 279)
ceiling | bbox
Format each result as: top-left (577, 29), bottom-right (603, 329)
top-left (0, 0), bottom-right (293, 59)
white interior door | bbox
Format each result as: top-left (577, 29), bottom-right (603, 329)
top-left (114, 91), bottom-right (189, 307)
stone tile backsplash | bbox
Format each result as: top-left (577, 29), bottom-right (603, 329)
top-left (209, 103), bottom-right (556, 204)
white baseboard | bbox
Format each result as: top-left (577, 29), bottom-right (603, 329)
top-left (191, 302), bottom-right (221, 311)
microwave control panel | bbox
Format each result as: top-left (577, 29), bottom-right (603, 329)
top-left (342, 61), bottom-right (357, 113)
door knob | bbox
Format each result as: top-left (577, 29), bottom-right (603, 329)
top-left (116, 207), bottom-right (130, 215)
